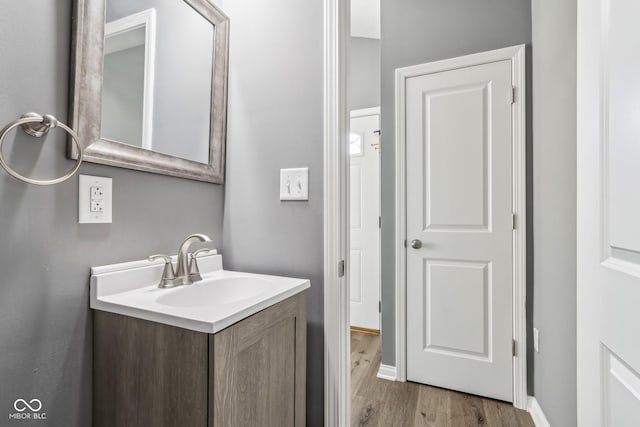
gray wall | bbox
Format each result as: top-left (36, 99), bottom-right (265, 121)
top-left (220, 0), bottom-right (324, 425)
top-left (379, 0), bottom-right (532, 371)
top-left (350, 37), bottom-right (381, 110)
top-left (0, 2), bottom-right (224, 425)
top-left (531, 0), bottom-right (577, 425)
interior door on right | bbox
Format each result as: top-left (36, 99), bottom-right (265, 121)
top-left (405, 59), bottom-right (514, 401)
top-left (578, 0), bottom-right (640, 425)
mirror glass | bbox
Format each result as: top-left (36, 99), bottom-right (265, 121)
top-left (102, 1), bottom-right (214, 164)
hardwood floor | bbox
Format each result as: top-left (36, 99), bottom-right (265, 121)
top-left (351, 332), bottom-right (535, 427)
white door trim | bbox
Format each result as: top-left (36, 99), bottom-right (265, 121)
top-left (527, 396), bottom-right (552, 427)
top-left (323, 0), bottom-right (350, 425)
top-left (394, 45), bottom-right (528, 409)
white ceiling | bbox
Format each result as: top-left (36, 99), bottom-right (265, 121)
top-left (351, 0), bottom-right (380, 39)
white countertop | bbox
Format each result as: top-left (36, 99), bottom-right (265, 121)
top-left (90, 254), bottom-right (310, 333)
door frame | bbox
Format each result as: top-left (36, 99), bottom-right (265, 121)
top-left (323, 0), bottom-right (350, 424)
top-left (394, 45), bottom-right (528, 409)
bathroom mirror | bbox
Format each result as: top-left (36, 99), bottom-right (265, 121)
top-left (70, 0), bottom-right (229, 183)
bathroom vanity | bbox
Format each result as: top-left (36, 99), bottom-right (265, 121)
top-left (90, 254), bottom-right (309, 427)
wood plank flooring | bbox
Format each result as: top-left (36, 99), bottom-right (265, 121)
top-left (351, 332), bottom-right (535, 427)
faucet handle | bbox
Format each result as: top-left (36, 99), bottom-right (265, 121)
top-left (149, 254), bottom-right (172, 263)
top-left (192, 248), bottom-right (213, 259)
top-left (188, 248), bottom-right (213, 283)
top-left (148, 255), bottom-right (183, 288)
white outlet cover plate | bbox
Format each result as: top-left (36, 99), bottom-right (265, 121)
top-left (280, 167), bottom-right (309, 201)
top-left (79, 175), bottom-right (112, 224)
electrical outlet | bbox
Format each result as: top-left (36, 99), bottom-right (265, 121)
top-left (533, 328), bottom-right (540, 353)
top-left (90, 200), bottom-right (105, 213)
top-left (91, 186), bottom-right (104, 198)
top-left (79, 175), bottom-right (112, 223)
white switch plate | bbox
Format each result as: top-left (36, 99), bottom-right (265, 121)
top-left (533, 328), bottom-right (540, 353)
top-left (280, 167), bottom-right (309, 201)
top-left (79, 175), bottom-right (112, 224)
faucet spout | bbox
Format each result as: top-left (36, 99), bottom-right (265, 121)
top-left (176, 233), bottom-right (212, 280)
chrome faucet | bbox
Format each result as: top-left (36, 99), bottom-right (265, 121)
top-left (176, 233), bottom-right (212, 283)
top-left (149, 233), bottom-right (212, 288)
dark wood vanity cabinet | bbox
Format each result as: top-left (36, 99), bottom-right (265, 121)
top-left (94, 292), bottom-right (307, 427)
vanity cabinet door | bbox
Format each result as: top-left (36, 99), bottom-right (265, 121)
top-left (211, 292), bottom-right (307, 427)
top-left (94, 311), bottom-right (209, 427)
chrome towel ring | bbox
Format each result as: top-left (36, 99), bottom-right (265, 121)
top-left (0, 112), bottom-right (83, 186)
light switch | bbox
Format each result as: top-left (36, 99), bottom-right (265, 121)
top-left (280, 168), bottom-right (309, 201)
top-left (79, 175), bottom-right (112, 223)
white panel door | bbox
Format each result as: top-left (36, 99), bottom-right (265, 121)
top-left (578, 0), bottom-right (640, 425)
top-left (406, 60), bottom-right (514, 401)
top-left (350, 112), bottom-right (381, 331)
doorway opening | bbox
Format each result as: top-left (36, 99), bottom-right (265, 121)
top-left (324, 1), bottom-right (529, 423)
top-left (393, 46), bottom-right (527, 405)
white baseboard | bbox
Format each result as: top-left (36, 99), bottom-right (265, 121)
top-left (527, 396), bottom-right (551, 427)
top-left (376, 364), bottom-right (397, 381)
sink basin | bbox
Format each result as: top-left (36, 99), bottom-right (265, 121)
top-left (89, 254), bottom-right (310, 333)
top-left (156, 275), bottom-right (271, 307)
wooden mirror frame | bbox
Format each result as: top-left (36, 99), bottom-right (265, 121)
top-left (69, 0), bottom-right (229, 184)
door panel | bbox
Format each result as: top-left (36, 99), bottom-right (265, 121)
top-left (603, 347), bottom-right (640, 427)
top-left (425, 260), bottom-right (490, 359)
top-left (406, 60), bottom-right (513, 401)
top-left (578, 0), bottom-right (640, 424)
top-left (608, 0), bottom-right (640, 257)
top-left (349, 113), bottom-right (381, 331)
top-left (349, 249), bottom-right (363, 303)
top-left (350, 164), bottom-right (363, 229)
top-left (426, 84), bottom-right (489, 230)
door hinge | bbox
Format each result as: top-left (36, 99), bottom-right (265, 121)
top-left (404, 239), bottom-right (407, 248)
top-left (379, 301), bottom-right (382, 313)
top-left (338, 260), bottom-right (345, 278)
top-left (512, 213), bottom-right (517, 230)
top-left (512, 86), bottom-right (516, 104)
top-left (379, 216), bottom-right (382, 228)
top-left (513, 339), bottom-right (517, 356)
